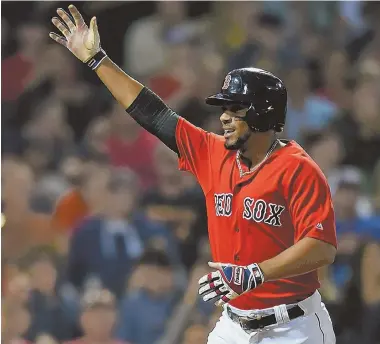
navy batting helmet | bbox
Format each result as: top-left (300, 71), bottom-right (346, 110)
top-left (205, 68), bottom-right (287, 133)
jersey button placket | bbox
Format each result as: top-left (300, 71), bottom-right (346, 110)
top-left (234, 254), bottom-right (240, 262)
top-left (235, 227), bottom-right (240, 232)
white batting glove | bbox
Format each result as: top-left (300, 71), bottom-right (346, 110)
top-left (198, 262), bottom-right (265, 307)
top-left (49, 5), bottom-right (102, 64)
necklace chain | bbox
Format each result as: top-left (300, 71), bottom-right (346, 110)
top-left (236, 139), bottom-right (279, 178)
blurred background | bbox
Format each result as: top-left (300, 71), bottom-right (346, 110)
top-left (2, 1), bottom-right (380, 344)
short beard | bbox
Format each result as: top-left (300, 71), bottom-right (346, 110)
top-left (224, 130), bottom-right (251, 151)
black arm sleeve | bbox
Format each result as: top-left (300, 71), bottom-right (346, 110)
top-left (125, 87), bottom-right (180, 154)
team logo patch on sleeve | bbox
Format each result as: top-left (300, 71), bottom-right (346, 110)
top-left (316, 223), bottom-right (323, 230)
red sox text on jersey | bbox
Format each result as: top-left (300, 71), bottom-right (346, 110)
top-left (214, 193), bottom-right (285, 227)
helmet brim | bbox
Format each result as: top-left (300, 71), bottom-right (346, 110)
top-left (205, 93), bottom-right (253, 106)
top-left (205, 93), bottom-right (240, 106)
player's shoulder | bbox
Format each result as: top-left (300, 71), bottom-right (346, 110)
top-left (178, 116), bottom-right (226, 148)
top-left (208, 132), bottom-right (231, 157)
top-left (209, 132), bottom-right (225, 144)
top-left (278, 140), bottom-right (326, 178)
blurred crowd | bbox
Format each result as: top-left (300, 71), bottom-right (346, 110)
top-left (2, 1), bottom-right (380, 344)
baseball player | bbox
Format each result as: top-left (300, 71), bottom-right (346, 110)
top-left (50, 6), bottom-right (337, 344)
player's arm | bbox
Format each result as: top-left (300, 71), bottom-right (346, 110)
top-left (50, 5), bottom-right (215, 188)
top-left (258, 237), bottom-right (336, 281)
top-left (259, 160), bottom-right (337, 281)
top-left (50, 5), bottom-right (179, 153)
top-left (199, 239), bottom-right (336, 306)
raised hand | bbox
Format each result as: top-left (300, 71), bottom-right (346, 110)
top-left (49, 5), bottom-right (101, 63)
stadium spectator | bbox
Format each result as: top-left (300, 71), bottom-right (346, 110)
top-left (79, 117), bottom-right (110, 160)
top-left (319, 171), bottom-right (379, 319)
top-left (117, 249), bottom-right (179, 344)
top-left (306, 133), bottom-right (344, 184)
top-left (354, 2), bottom-right (380, 64)
top-left (178, 53), bottom-right (225, 127)
top-left (373, 160), bottom-right (380, 215)
top-left (360, 242), bottom-right (380, 344)
top-left (1, 21), bottom-right (48, 102)
top-left (142, 143), bottom-right (207, 268)
top-left (285, 66), bottom-right (338, 142)
top-left (3, 270), bottom-right (31, 311)
top-left (330, 77), bottom-right (380, 175)
top-left (2, 306), bottom-right (32, 344)
top-left (48, 47), bottom-right (106, 141)
top-left (22, 97), bottom-right (74, 173)
top-left (35, 334), bottom-right (59, 344)
top-left (2, 159), bottom-right (52, 261)
top-left (52, 156), bottom-right (110, 254)
top-left (106, 103), bottom-right (159, 188)
top-left (25, 250), bottom-right (76, 342)
top-left (123, 1), bottom-right (206, 79)
top-left (227, 11), bottom-right (285, 73)
top-left (181, 324), bottom-right (208, 344)
top-left (64, 289), bottom-right (130, 344)
top-left (211, 2), bottom-right (262, 53)
top-left (318, 50), bottom-right (352, 110)
top-left (67, 168), bottom-right (144, 297)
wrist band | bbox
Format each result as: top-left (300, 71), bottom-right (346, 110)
top-left (86, 49), bottom-right (107, 70)
top-left (248, 263), bottom-right (265, 285)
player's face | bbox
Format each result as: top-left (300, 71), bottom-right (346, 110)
top-left (220, 105), bottom-right (251, 150)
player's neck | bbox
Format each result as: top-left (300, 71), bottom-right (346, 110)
top-left (241, 132), bottom-right (277, 167)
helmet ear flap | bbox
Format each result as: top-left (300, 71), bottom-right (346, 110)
top-left (245, 105), bottom-right (259, 131)
top-left (245, 104), bottom-right (271, 132)
top-left (245, 104), bottom-right (284, 132)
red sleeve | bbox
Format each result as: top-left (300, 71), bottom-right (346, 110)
top-left (175, 117), bottom-right (215, 193)
top-left (286, 159), bottom-right (337, 248)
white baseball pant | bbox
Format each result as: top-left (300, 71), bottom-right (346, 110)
top-left (207, 291), bottom-right (335, 344)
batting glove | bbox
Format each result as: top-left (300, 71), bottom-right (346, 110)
top-left (198, 262), bottom-right (265, 307)
top-left (50, 5), bottom-right (104, 66)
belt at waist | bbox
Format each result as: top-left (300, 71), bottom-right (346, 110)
top-left (227, 304), bottom-right (305, 331)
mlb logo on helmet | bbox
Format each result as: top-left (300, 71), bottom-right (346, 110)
top-left (222, 74), bottom-right (232, 90)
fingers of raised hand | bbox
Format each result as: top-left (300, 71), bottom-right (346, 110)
top-left (57, 8), bottom-right (76, 32)
top-left (51, 17), bottom-right (70, 38)
top-left (49, 32), bottom-right (67, 47)
top-left (68, 4), bottom-right (86, 28)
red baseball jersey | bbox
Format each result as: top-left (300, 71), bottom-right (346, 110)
top-left (175, 118), bottom-right (337, 310)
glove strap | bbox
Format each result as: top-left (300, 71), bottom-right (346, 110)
top-left (86, 49), bottom-right (107, 70)
top-left (248, 263), bottom-right (265, 287)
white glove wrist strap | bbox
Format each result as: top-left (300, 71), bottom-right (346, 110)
top-left (247, 263), bottom-right (265, 285)
top-left (85, 49), bottom-right (107, 70)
